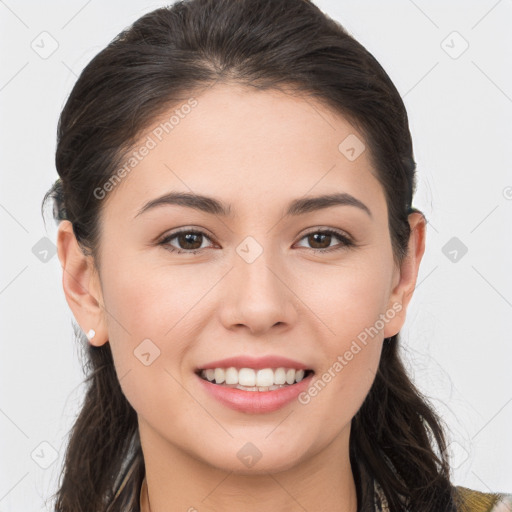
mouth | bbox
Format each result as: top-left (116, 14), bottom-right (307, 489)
top-left (194, 367), bottom-right (315, 392)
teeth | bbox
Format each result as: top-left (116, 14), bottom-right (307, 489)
top-left (214, 368), bottom-right (225, 384)
top-left (200, 367), bottom-right (309, 387)
top-left (225, 367), bottom-right (238, 385)
top-left (274, 367), bottom-right (286, 384)
top-left (255, 368), bottom-right (273, 387)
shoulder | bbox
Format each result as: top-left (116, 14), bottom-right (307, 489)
top-left (454, 486), bottom-right (512, 512)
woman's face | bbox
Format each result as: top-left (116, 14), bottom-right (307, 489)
top-left (59, 83), bottom-right (423, 475)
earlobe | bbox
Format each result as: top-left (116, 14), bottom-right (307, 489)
top-left (56, 220), bottom-right (108, 347)
top-left (383, 212), bottom-right (427, 338)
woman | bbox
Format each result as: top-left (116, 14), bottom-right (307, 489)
top-left (42, 0), bottom-right (511, 510)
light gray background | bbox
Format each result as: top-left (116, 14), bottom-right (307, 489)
top-left (1, 0), bottom-right (511, 510)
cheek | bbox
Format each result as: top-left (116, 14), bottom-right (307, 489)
top-left (99, 257), bottom-right (216, 400)
top-left (303, 341), bottom-right (382, 434)
top-left (293, 258), bottom-right (388, 405)
top-left (99, 263), bottom-right (197, 423)
top-left (295, 256), bottom-right (392, 342)
top-left (299, 306), bottom-right (384, 426)
top-left (102, 252), bottom-right (216, 339)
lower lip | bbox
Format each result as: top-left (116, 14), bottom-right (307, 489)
top-left (195, 372), bottom-right (314, 414)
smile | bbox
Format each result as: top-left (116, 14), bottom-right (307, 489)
top-left (197, 367), bottom-right (314, 392)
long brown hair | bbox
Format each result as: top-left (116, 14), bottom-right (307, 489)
top-left (42, 0), bottom-right (458, 510)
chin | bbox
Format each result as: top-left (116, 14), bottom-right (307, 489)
top-left (200, 443), bottom-right (305, 475)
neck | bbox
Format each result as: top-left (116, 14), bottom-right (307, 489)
top-left (138, 417), bottom-right (358, 512)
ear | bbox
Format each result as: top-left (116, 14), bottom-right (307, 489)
top-left (383, 212), bottom-right (427, 339)
top-left (56, 220), bottom-right (108, 347)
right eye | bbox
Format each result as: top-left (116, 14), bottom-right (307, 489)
top-left (159, 229), bottom-right (215, 254)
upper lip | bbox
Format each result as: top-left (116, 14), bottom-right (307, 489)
top-left (196, 355), bottom-right (313, 371)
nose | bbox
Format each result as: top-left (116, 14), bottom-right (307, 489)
top-left (218, 245), bottom-right (298, 336)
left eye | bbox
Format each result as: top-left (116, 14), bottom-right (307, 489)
top-left (295, 229), bottom-right (354, 252)
top-left (159, 228), bottom-right (354, 254)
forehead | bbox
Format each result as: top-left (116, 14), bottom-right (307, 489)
top-left (103, 83), bottom-right (386, 222)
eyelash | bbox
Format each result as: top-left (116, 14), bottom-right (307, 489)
top-left (158, 227), bottom-right (355, 255)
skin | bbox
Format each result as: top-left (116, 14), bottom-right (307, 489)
top-left (57, 83), bottom-right (426, 512)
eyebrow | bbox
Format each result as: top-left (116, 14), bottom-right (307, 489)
top-left (134, 191), bottom-right (372, 219)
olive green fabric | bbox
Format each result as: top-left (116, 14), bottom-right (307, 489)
top-left (372, 480), bottom-right (512, 511)
top-left (454, 486), bottom-right (512, 512)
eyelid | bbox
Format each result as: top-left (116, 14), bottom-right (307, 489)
top-left (299, 226), bottom-right (352, 241)
top-left (157, 226), bottom-right (215, 243)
